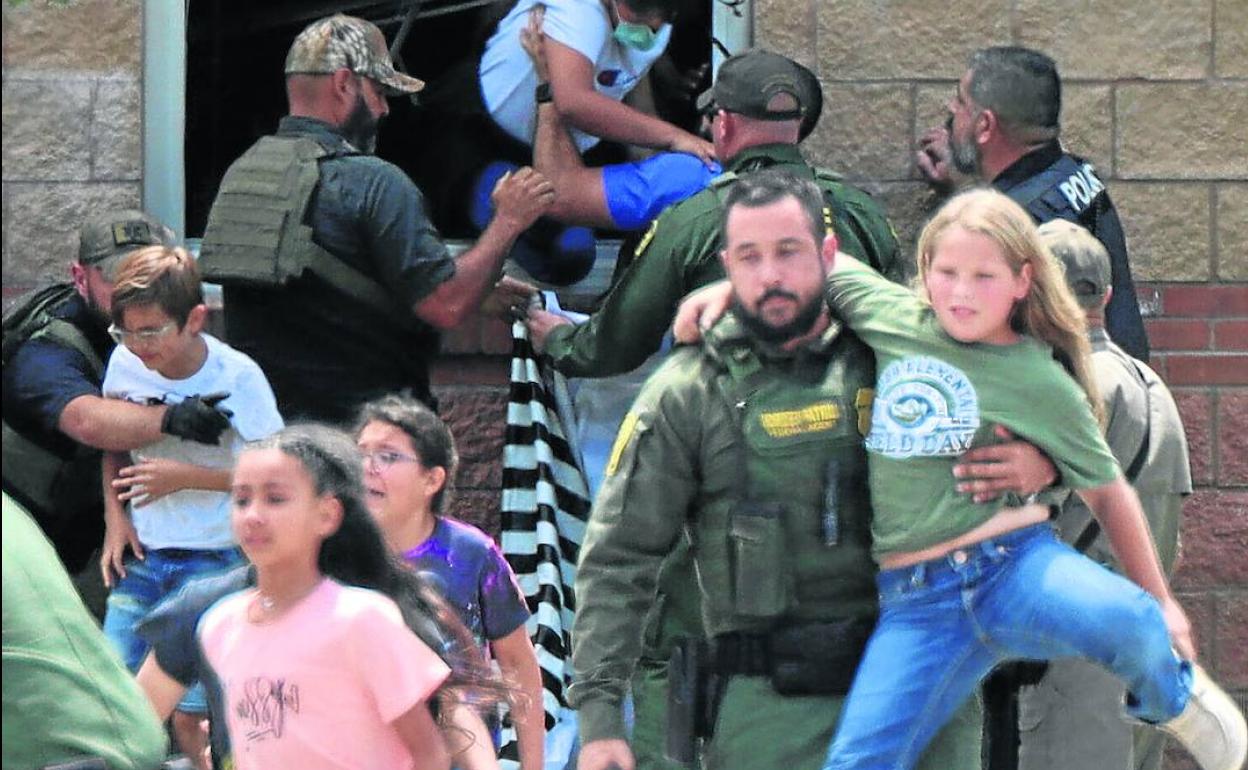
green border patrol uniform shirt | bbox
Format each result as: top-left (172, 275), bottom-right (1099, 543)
top-left (569, 312), bottom-right (984, 770)
top-left (543, 143), bottom-right (903, 378)
top-left (3, 493), bottom-right (167, 770)
top-left (826, 258), bottom-right (1121, 557)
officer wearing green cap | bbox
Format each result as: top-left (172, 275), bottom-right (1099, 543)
top-left (570, 170), bottom-right (992, 770)
top-left (1017, 219), bottom-right (1193, 770)
top-left (2, 209), bottom-right (234, 585)
top-left (526, 49), bottom-right (904, 374)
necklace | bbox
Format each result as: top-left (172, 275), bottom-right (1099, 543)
top-left (250, 580), bottom-right (321, 624)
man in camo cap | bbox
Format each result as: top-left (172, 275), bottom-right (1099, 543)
top-left (200, 13), bottom-right (554, 424)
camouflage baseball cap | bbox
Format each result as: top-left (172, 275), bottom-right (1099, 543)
top-left (1039, 219), bottom-right (1111, 309)
top-left (285, 14), bottom-right (424, 96)
top-left (696, 50), bottom-right (805, 122)
top-left (78, 209), bottom-right (176, 279)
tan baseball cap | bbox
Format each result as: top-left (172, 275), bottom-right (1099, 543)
top-left (78, 209), bottom-right (175, 279)
top-left (285, 14), bottom-right (424, 96)
top-left (1039, 219), bottom-right (1111, 308)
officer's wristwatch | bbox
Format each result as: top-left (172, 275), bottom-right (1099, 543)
top-left (535, 81), bottom-right (553, 104)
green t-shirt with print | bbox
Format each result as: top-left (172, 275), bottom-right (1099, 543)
top-left (825, 258), bottom-right (1121, 557)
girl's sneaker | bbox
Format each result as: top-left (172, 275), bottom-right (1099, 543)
top-left (1161, 665), bottom-right (1247, 770)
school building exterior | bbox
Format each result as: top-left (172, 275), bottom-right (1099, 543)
top-left (3, 3), bottom-right (1244, 764)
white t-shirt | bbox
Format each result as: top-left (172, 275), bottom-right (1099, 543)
top-left (102, 333), bottom-right (284, 549)
top-left (479, 0), bottom-right (672, 151)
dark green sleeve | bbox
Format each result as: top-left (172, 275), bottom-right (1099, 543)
top-left (826, 182), bottom-right (907, 283)
top-left (568, 357), bottom-right (704, 742)
top-left (545, 204), bottom-right (722, 378)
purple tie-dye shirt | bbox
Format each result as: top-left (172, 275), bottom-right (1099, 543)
top-left (401, 517), bottom-right (530, 646)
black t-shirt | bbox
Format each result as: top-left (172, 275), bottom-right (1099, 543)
top-left (136, 565), bottom-right (253, 770)
top-left (2, 292), bottom-right (113, 568)
top-left (218, 117), bottom-right (455, 425)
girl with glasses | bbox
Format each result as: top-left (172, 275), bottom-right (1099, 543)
top-left (355, 395), bottom-right (547, 770)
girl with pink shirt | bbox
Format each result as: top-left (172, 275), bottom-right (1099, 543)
top-left (198, 424), bottom-right (504, 770)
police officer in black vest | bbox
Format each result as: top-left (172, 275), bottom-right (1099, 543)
top-left (916, 45), bottom-right (1149, 362)
top-left (2, 210), bottom-right (234, 598)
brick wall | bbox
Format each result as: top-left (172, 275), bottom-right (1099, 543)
top-left (2, 0), bottom-right (144, 309)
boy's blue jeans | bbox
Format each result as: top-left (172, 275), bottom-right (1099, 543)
top-left (823, 523), bottom-right (1192, 770)
top-left (102, 546), bottom-right (244, 713)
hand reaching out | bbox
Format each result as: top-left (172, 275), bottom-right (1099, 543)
top-left (491, 166), bottom-right (556, 233)
top-left (669, 130), bottom-right (717, 168)
top-left (521, 6), bottom-right (550, 82)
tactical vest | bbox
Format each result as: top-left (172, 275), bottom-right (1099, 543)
top-left (693, 319), bottom-right (880, 637)
top-left (1005, 152), bottom-right (1106, 223)
top-left (199, 135), bottom-right (411, 325)
top-left (1, 284), bottom-right (105, 519)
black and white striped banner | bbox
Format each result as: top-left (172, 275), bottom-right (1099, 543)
top-left (497, 320), bottom-right (591, 768)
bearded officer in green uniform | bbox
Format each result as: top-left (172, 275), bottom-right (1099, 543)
top-left (527, 51), bottom-right (903, 770)
top-left (569, 170), bottom-right (986, 770)
top-left (1016, 220), bottom-right (1193, 770)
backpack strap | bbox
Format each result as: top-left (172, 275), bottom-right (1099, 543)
top-left (1072, 358), bottom-right (1153, 553)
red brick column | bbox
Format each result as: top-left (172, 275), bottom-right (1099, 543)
top-left (1142, 283), bottom-right (1248, 768)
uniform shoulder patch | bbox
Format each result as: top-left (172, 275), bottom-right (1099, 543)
top-left (605, 411), bottom-right (642, 477)
top-left (634, 218), bottom-right (660, 259)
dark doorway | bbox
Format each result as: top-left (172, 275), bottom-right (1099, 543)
top-left (185, 0), bottom-right (712, 239)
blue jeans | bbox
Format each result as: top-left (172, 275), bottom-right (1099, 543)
top-left (103, 546), bottom-right (244, 713)
top-left (822, 523), bottom-right (1191, 770)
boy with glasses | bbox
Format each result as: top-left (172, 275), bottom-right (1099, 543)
top-left (99, 245), bottom-right (283, 769)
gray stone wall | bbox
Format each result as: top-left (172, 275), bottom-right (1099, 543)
top-left (2, 0), bottom-right (143, 306)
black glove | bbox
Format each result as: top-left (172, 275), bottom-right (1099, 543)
top-left (161, 391), bottom-right (234, 445)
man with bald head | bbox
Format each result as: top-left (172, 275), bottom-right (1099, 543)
top-left (200, 14), bottom-right (554, 424)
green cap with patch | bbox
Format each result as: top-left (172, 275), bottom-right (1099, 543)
top-left (78, 209), bottom-right (175, 279)
top-left (697, 49), bottom-right (805, 122)
top-left (1039, 219), bottom-right (1111, 309)
top-left (285, 14), bottom-right (424, 96)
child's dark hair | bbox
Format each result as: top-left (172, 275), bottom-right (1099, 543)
top-left (246, 424), bottom-right (512, 718)
top-left (354, 395), bottom-right (458, 513)
top-left (110, 245), bottom-right (205, 328)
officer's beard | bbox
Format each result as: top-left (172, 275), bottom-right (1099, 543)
top-left (83, 293), bottom-right (111, 328)
top-left (948, 113), bottom-right (982, 176)
top-left (341, 94), bottom-right (379, 155)
top-left (732, 289), bottom-right (825, 345)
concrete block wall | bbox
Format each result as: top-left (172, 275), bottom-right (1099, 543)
top-left (2, 0), bottom-right (144, 308)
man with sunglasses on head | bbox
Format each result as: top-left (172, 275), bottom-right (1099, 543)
top-left (2, 209), bottom-right (234, 590)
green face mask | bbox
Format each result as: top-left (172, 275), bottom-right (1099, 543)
top-left (613, 20), bottom-right (658, 51)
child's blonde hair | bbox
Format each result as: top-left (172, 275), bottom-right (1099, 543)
top-left (915, 188), bottom-right (1103, 423)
